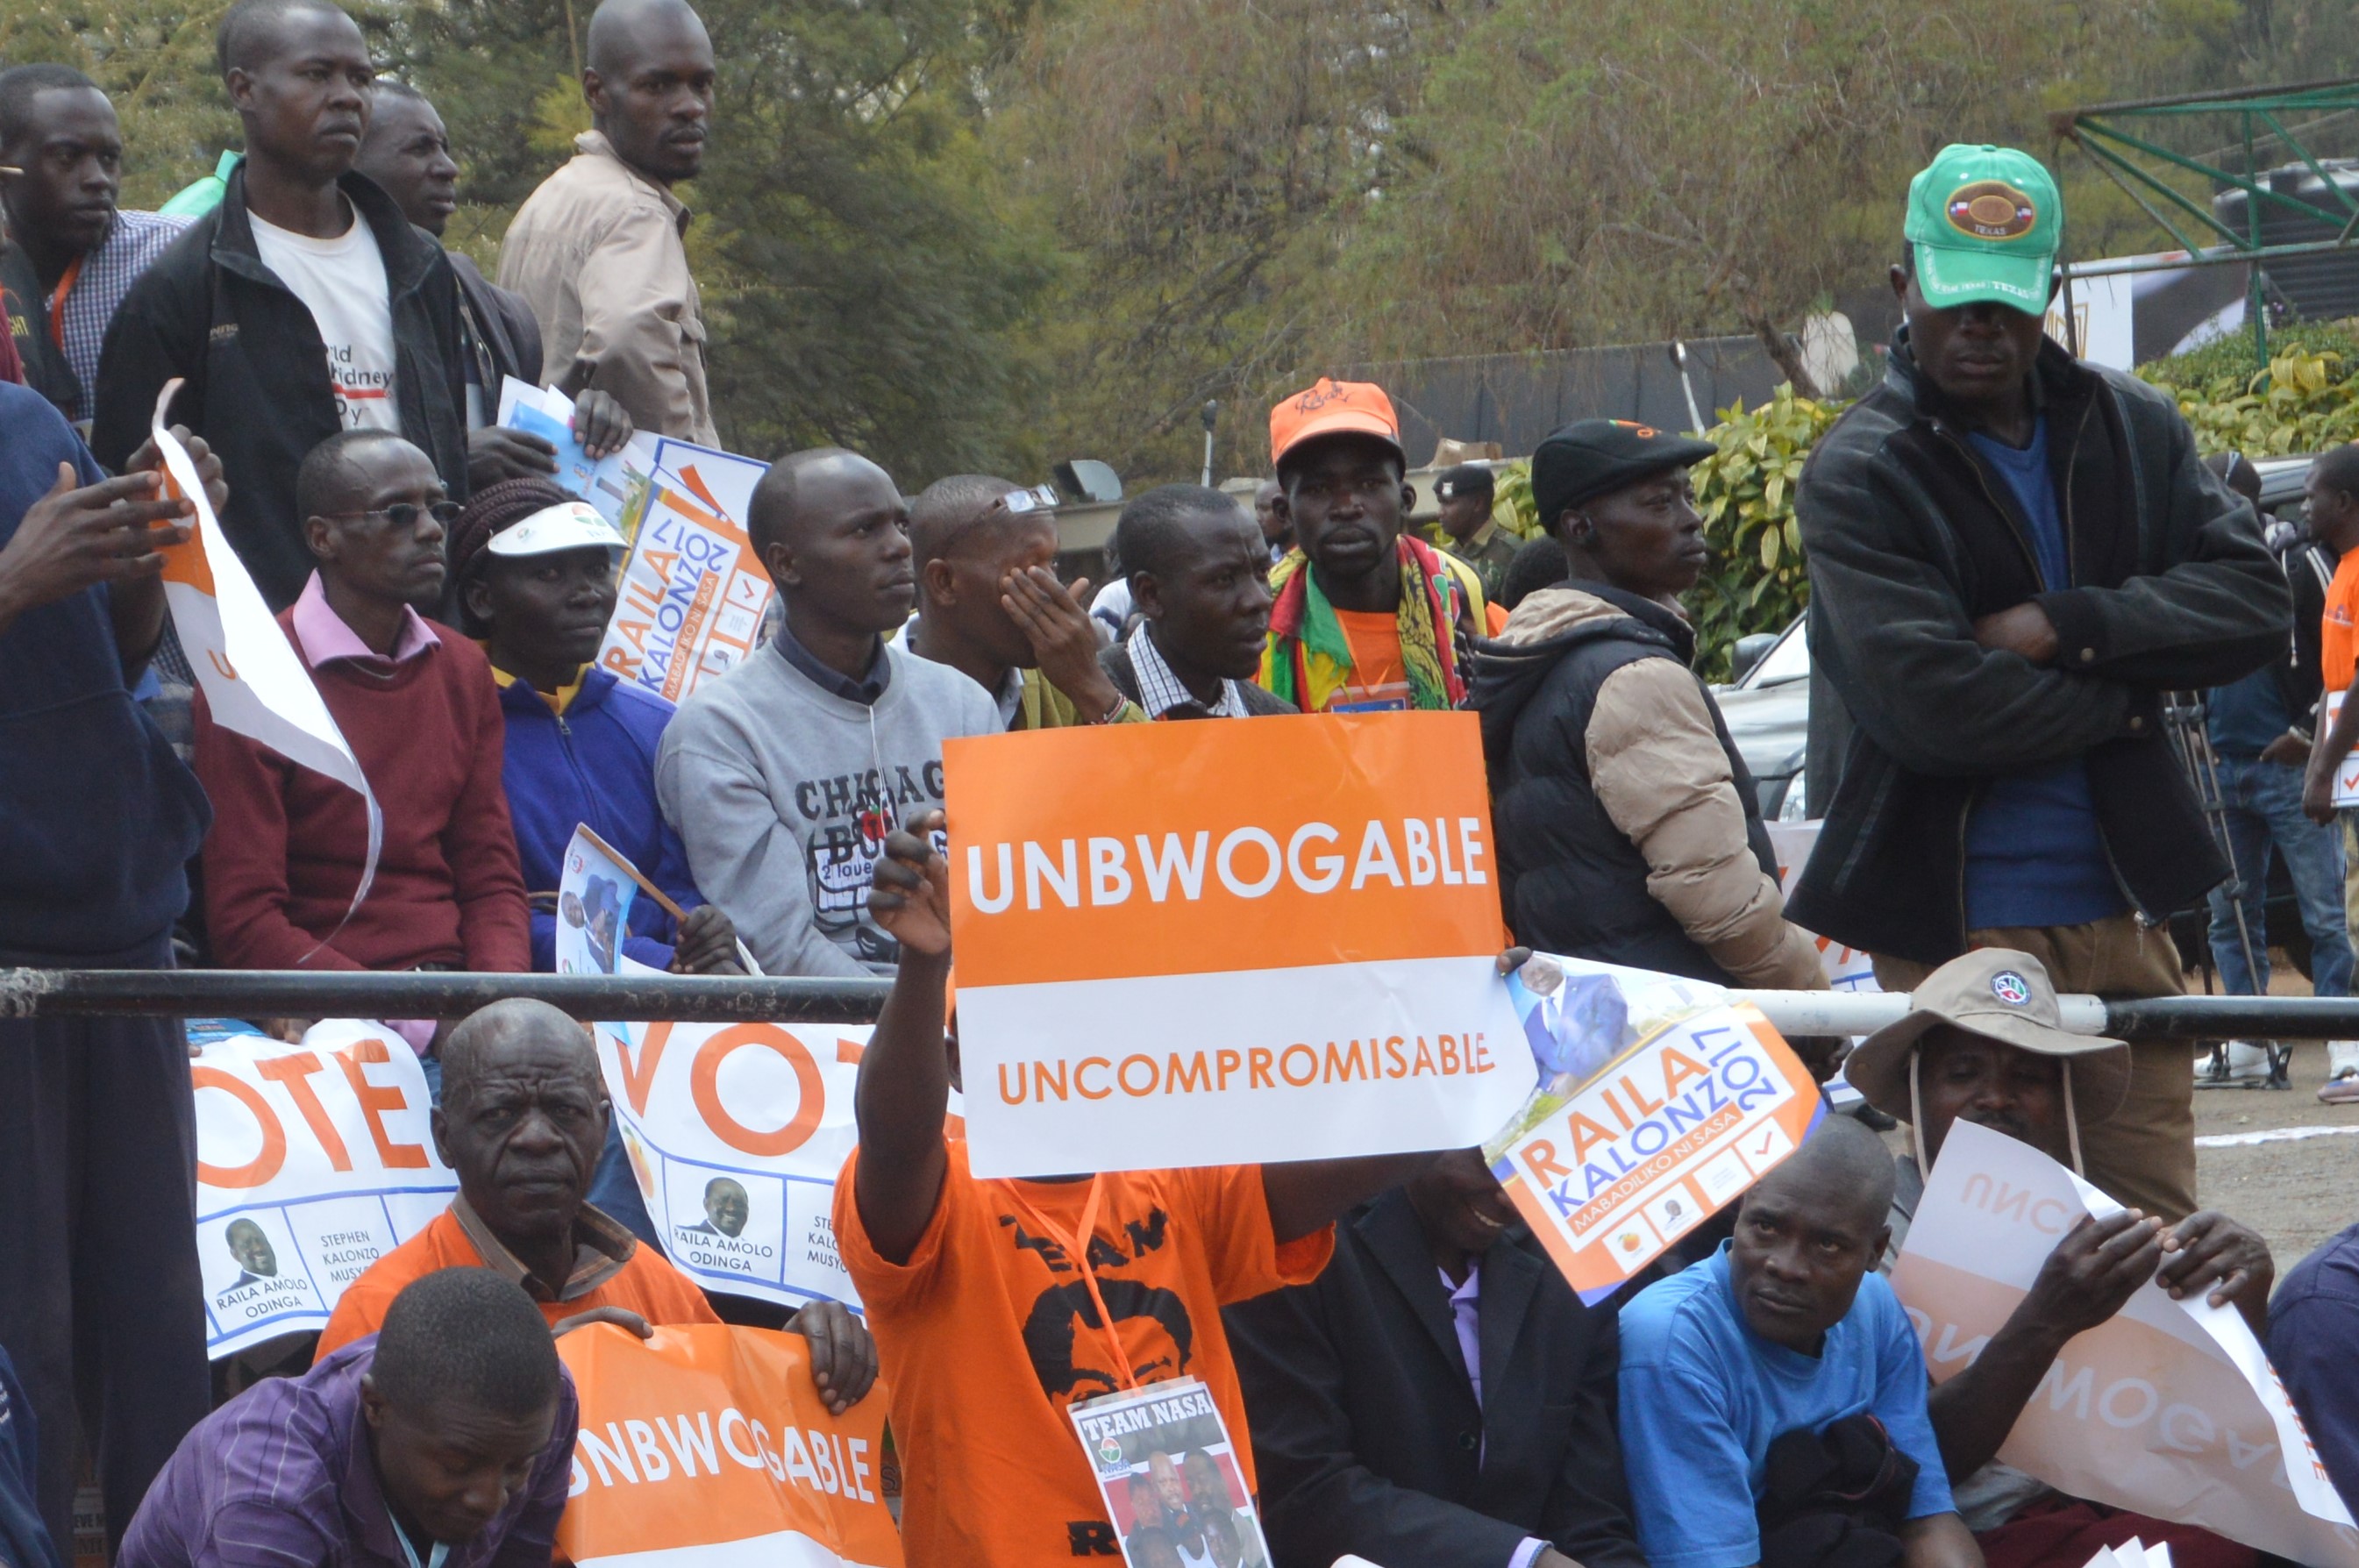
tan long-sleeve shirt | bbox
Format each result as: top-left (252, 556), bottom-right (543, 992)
top-left (497, 130), bottom-right (718, 445)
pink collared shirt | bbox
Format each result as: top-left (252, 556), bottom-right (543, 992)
top-left (289, 571), bottom-right (441, 1055)
top-left (290, 571), bottom-right (440, 667)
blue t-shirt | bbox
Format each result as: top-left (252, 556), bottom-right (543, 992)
top-left (1960, 418), bottom-right (2126, 930)
top-left (1616, 1246), bottom-right (1954, 1568)
top-left (2266, 1222), bottom-right (2359, 1510)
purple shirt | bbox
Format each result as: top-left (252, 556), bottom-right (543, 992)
top-left (118, 1337), bottom-right (577, 1568)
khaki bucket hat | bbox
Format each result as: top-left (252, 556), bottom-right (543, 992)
top-left (1843, 948), bottom-right (2131, 1124)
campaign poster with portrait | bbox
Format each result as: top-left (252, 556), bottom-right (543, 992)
top-left (593, 1014), bottom-right (888, 1312)
top-left (190, 1021), bottom-right (458, 1357)
top-left (595, 438), bottom-right (773, 703)
top-left (556, 826), bottom-right (641, 976)
top-left (1485, 954), bottom-right (1823, 1304)
top-left (1071, 1379), bottom-right (1272, 1568)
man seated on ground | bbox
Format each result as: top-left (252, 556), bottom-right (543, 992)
top-left (1260, 378), bottom-right (1487, 713)
top-left (196, 431), bottom-right (528, 1053)
top-left (316, 999), bottom-right (876, 1414)
top-left (657, 447), bottom-right (997, 976)
top-left (1226, 1147), bottom-right (1645, 1568)
top-left (2270, 1218), bottom-right (2359, 1511)
top-left (1618, 1116), bottom-right (1981, 1568)
top-left (351, 82), bottom-right (638, 493)
top-left (833, 811), bottom-right (1448, 1567)
top-left (120, 1267), bottom-right (575, 1568)
top-left (1435, 464), bottom-right (1517, 607)
top-left (903, 474), bottom-right (1142, 729)
top-left (1844, 948), bottom-right (2274, 1565)
top-left (1101, 485), bottom-right (1293, 719)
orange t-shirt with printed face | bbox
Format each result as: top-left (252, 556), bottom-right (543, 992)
top-left (833, 1142), bottom-right (1332, 1568)
top-left (1329, 608), bottom-right (1411, 711)
top-left (2324, 548), bottom-right (2359, 695)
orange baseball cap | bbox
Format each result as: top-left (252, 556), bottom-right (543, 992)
top-left (1269, 378), bottom-right (1404, 470)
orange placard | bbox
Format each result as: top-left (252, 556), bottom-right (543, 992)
top-left (944, 711), bottom-right (1503, 987)
top-left (555, 1323), bottom-right (901, 1568)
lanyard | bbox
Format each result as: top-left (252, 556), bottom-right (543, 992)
top-left (46, 254), bottom-right (82, 352)
top-left (1007, 1174), bottom-right (1140, 1393)
top-left (390, 1514), bottom-right (450, 1568)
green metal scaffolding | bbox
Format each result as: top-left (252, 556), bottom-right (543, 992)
top-left (2050, 78), bottom-right (2359, 365)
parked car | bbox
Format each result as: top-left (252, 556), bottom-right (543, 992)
top-left (1710, 453), bottom-right (2322, 973)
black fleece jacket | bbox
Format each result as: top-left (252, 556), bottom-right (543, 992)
top-left (1791, 331), bottom-right (2288, 964)
top-left (90, 165), bottom-right (468, 611)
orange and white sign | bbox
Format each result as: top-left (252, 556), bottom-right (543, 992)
top-left (1893, 1121), bottom-right (2359, 1566)
top-left (2327, 693), bottom-right (2359, 809)
top-left (598, 438), bottom-right (772, 703)
top-left (595, 1010), bottom-right (873, 1311)
top-left (944, 713), bottom-right (1535, 1178)
top-left (153, 384), bottom-right (382, 918)
top-left (556, 1323), bottom-right (902, 1568)
top-left (1491, 987), bottom-right (1821, 1305)
top-left (190, 1022), bottom-right (456, 1357)
top-left (1767, 822), bottom-right (1878, 994)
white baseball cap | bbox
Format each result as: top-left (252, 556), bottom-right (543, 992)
top-left (485, 501), bottom-right (627, 558)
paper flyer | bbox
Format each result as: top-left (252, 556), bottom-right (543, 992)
top-left (190, 1020), bottom-right (458, 1357)
top-left (152, 383), bottom-right (383, 927)
top-left (1892, 1120), bottom-right (2359, 1566)
top-left (556, 1323), bottom-right (902, 1568)
top-left (1486, 954), bottom-right (1824, 1304)
top-left (556, 824), bottom-right (640, 976)
top-left (1069, 1378), bottom-right (1272, 1568)
top-left (596, 436), bottom-right (774, 703)
top-left (494, 376), bottom-right (657, 527)
top-left (944, 714), bottom-right (1536, 1178)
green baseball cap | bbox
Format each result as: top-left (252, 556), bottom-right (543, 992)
top-left (1903, 144), bottom-right (2062, 313)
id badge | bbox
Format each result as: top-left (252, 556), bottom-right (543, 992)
top-left (1069, 1377), bottom-right (1274, 1568)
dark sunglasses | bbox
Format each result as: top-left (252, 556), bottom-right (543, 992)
top-left (325, 500), bottom-right (464, 531)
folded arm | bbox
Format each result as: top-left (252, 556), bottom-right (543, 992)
top-left (1799, 445), bottom-right (2135, 778)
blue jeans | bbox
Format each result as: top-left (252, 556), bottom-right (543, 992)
top-left (2205, 754), bottom-right (2355, 996)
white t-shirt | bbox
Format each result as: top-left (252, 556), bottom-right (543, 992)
top-left (249, 204), bottom-right (399, 431)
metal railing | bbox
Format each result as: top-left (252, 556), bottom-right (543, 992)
top-left (4, 968), bottom-right (2357, 1045)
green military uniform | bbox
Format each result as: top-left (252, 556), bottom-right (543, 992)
top-left (1444, 519), bottom-right (1521, 607)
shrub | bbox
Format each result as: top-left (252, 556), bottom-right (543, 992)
top-left (1689, 384), bottom-right (1840, 680)
top-left (2140, 320), bottom-right (2359, 457)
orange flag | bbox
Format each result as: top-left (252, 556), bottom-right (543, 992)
top-left (555, 1323), bottom-right (902, 1568)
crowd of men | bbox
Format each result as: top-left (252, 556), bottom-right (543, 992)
top-left (3, 4), bottom-right (2358, 1568)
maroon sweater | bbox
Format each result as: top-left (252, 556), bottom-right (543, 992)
top-left (195, 607), bottom-right (530, 973)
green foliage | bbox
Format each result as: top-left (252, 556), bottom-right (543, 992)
top-left (390, 0), bottom-right (1052, 486)
top-left (2141, 321), bottom-right (2359, 457)
top-left (1689, 385), bottom-right (1842, 681)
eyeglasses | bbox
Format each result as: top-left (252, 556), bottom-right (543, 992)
top-left (987, 484), bottom-right (1062, 517)
top-left (325, 501), bottom-right (464, 531)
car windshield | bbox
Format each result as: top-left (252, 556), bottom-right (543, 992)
top-left (1745, 621), bottom-right (1809, 687)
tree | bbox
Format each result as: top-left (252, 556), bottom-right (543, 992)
top-left (390, 0), bottom-right (1054, 484)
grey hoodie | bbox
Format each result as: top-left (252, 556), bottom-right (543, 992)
top-left (656, 638), bottom-right (998, 976)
